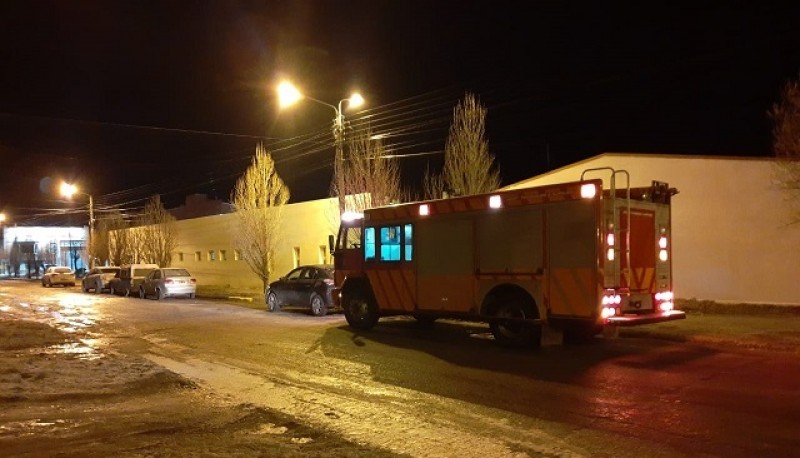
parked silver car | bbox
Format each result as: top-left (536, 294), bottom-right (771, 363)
top-left (81, 266), bottom-right (121, 294)
top-left (41, 266), bottom-right (76, 287)
top-left (139, 268), bottom-right (196, 300)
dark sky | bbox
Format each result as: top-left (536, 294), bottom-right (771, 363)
top-left (2, 1), bottom-right (800, 224)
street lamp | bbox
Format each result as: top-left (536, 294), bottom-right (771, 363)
top-left (0, 212), bottom-right (6, 276)
top-left (277, 80), bottom-right (364, 212)
top-left (60, 182), bottom-right (95, 269)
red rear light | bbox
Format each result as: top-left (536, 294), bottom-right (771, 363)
top-left (191, 278), bottom-right (196, 284)
top-left (165, 279), bottom-right (173, 284)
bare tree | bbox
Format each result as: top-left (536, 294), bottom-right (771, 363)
top-left (338, 127), bottom-right (402, 213)
top-left (422, 163), bottom-right (446, 200)
top-left (231, 143), bottom-right (290, 290)
top-left (770, 74), bottom-right (800, 224)
top-left (135, 195), bottom-right (178, 266)
top-left (106, 210), bottom-right (133, 266)
top-left (440, 93), bottom-right (501, 196)
top-left (90, 217), bottom-right (111, 266)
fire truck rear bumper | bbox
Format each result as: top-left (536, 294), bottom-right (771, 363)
top-left (606, 310), bottom-right (686, 326)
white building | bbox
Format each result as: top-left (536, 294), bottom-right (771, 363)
top-left (0, 225), bottom-right (88, 277)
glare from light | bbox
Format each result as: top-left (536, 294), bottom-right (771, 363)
top-left (659, 236), bottom-right (668, 248)
top-left (277, 81), bottom-right (303, 108)
top-left (580, 183), bottom-right (597, 199)
top-left (659, 249), bottom-right (668, 262)
top-left (341, 211), bottom-right (364, 222)
top-left (0, 213), bottom-right (5, 223)
top-left (489, 195), bottom-right (502, 209)
top-left (347, 93), bottom-right (364, 109)
top-left (606, 232), bottom-right (615, 246)
top-left (60, 182), bottom-right (77, 198)
top-left (607, 248), bottom-right (615, 261)
top-left (419, 204), bottom-right (430, 216)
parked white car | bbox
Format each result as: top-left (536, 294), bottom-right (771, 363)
top-left (139, 268), bottom-right (196, 300)
top-left (41, 266), bottom-right (76, 287)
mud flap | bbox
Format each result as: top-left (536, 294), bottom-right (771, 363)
top-left (540, 324), bottom-right (564, 346)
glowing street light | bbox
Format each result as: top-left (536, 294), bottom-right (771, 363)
top-left (60, 182), bottom-right (95, 268)
top-left (276, 80), bottom-right (365, 211)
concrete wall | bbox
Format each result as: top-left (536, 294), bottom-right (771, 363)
top-left (503, 153), bottom-right (800, 305)
top-left (168, 197), bottom-right (340, 297)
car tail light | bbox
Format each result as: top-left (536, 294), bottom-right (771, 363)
top-left (191, 278), bottom-right (196, 284)
top-left (165, 279), bottom-right (173, 284)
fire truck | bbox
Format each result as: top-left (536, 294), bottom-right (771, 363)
top-left (332, 167), bottom-right (685, 346)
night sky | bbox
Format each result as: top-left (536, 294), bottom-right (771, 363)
top-left (2, 1), bottom-right (799, 224)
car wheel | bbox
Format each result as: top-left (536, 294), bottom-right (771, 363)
top-left (94, 281), bottom-right (102, 294)
top-left (189, 293), bottom-right (195, 299)
top-left (109, 285), bottom-right (116, 295)
top-left (82, 282), bottom-right (89, 293)
top-left (310, 293), bottom-right (328, 317)
top-left (139, 287), bottom-right (146, 299)
top-left (156, 288), bottom-right (164, 301)
top-left (267, 292), bottom-right (280, 312)
top-left (343, 286), bottom-right (379, 330)
top-left (124, 287), bottom-right (131, 297)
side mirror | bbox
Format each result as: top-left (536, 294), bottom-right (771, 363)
top-left (328, 234), bottom-right (335, 254)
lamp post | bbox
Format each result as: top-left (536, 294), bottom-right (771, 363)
top-left (0, 212), bottom-right (6, 276)
top-left (60, 182), bottom-right (95, 269)
top-left (277, 81), bottom-right (364, 212)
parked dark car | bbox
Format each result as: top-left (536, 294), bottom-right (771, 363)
top-left (108, 264), bottom-right (159, 297)
top-left (81, 266), bottom-right (121, 293)
top-left (266, 265), bottom-right (336, 316)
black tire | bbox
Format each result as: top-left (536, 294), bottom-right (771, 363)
top-left (189, 293), bottom-right (195, 299)
top-left (94, 281), bottom-right (102, 294)
top-left (342, 286), bottom-right (379, 330)
top-left (267, 292), bottom-right (280, 312)
top-left (109, 285), bottom-right (116, 295)
top-left (124, 287), bottom-right (131, 297)
top-left (139, 287), bottom-right (146, 299)
top-left (82, 282), bottom-right (89, 293)
top-left (156, 288), bottom-right (164, 301)
top-left (310, 293), bottom-right (328, 317)
top-left (489, 298), bottom-right (541, 348)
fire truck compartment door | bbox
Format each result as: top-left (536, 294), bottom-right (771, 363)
top-left (416, 218), bottom-right (474, 312)
top-left (547, 200), bottom-right (597, 317)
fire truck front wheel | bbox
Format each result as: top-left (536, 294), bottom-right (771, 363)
top-left (343, 287), bottom-right (379, 330)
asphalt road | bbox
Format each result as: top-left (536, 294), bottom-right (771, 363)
top-left (3, 280), bottom-right (799, 457)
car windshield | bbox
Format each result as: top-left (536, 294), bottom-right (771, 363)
top-left (319, 268), bottom-right (334, 279)
top-left (55, 268), bottom-right (72, 274)
top-left (133, 268), bottom-right (155, 277)
top-left (164, 269), bottom-right (191, 277)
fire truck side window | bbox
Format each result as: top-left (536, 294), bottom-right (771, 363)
top-left (364, 227), bottom-right (376, 261)
top-left (404, 224), bottom-right (413, 261)
top-left (380, 226), bottom-right (402, 261)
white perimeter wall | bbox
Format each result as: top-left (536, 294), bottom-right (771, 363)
top-left (169, 197), bottom-right (340, 296)
top-left (504, 153), bottom-right (800, 305)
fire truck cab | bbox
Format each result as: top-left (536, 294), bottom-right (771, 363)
top-left (332, 167), bottom-right (685, 346)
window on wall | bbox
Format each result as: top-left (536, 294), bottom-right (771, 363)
top-left (293, 247), bottom-right (300, 268)
top-left (219, 250), bottom-right (227, 261)
top-left (178, 252), bottom-right (184, 262)
top-left (318, 245), bottom-right (327, 264)
top-left (380, 226), bottom-right (401, 261)
top-left (194, 251), bottom-right (201, 261)
top-left (234, 250), bottom-right (241, 261)
top-left (208, 250), bottom-right (216, 261)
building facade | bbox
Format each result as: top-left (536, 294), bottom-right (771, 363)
top-left (0, 226), bottom-right (88, 277)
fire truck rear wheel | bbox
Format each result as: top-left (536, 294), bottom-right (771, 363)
top-left (490, 300), bottom-right (541, 348)
top-left (343, 288), bottom-right (379, 330)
